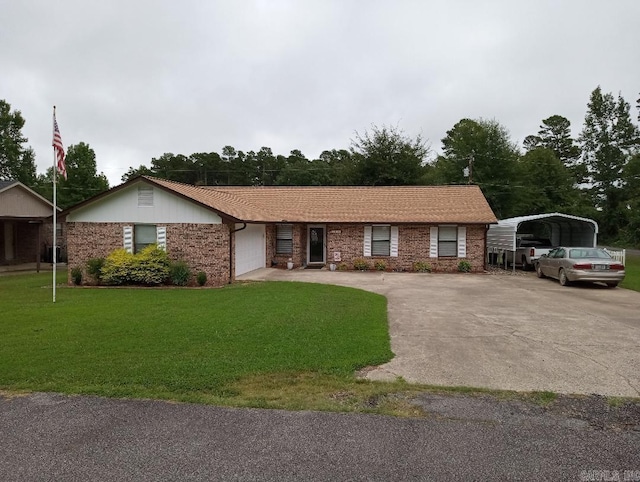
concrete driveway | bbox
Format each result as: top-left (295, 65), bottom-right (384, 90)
top-left (239, 268), bottom-right (640, 397)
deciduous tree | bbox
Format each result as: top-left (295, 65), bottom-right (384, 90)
top-left (0, 99), bottom-right (37, 185)
top-left (57, 142), bottom-right (109, 209)
top-left (434, 118), bottom-right (520, 218)
top-left (620, 153), bottom-right (640, 246)
top-left (350, 125), bottom-right (429, 186)
top-left (513, 148), bottom-right (586, 216)
top-left (121, 164), bottom-right (153, 182)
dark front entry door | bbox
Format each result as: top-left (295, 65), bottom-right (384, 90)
top-left (309, 227), bottom-right (325, 263)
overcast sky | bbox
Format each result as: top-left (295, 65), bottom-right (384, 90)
top-left (2, 0), bottom-right (638, 186)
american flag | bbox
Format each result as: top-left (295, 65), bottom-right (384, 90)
top-left (52, 111), bottom-right (67, 179)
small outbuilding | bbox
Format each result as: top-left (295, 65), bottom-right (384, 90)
top-left (0, 180), bottom-right (62, 269)
top-left (487, 212), bottom-right (599, 266)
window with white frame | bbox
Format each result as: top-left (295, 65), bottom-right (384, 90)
top-left (364, 225), bottom-right (398, 257)
top-left (371, 225), bottom-right (391, 256)
top-left (124, 225), bottom-right (166, 253)
top-left (438, 226), bottom-right (458, 257)
top-left (134, 224), bottom-right (157, 253)
top-left (276, 224), bottom-right (293, 255)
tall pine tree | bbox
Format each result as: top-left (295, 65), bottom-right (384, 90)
top-left (579, 87), bottom-right (639, 240)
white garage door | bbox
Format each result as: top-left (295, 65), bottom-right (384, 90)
top-left (235, 224), bottom-right (266, 276)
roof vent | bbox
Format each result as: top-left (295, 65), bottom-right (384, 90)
top-left (138, 185), bottom-right (154, 207)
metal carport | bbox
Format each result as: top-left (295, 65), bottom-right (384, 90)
top-left (486, 212), bottom-right (599, 271)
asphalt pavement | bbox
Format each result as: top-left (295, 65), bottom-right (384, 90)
top-left (1, 392), bottom-right (639, 481)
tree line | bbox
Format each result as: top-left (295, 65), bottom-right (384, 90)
top-left (0, 100), bottom-right (109, 210)
top-left (1, 86), bottom-right (639, 245)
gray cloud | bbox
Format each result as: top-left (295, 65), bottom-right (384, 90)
top-left (2, 0), bottom-right (638, 185)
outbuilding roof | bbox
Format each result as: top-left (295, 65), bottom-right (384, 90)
top-left (495, 212), bottom-right (599, 231)
top-left (0, 180), bottom-right (58, 218)
top-left (0, 180), bottom-right (18, 192)
top-left (487, 212), bottom-right (599, 251)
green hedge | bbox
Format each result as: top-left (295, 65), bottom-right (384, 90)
top-left (101, 245), bottom-right (170, 285)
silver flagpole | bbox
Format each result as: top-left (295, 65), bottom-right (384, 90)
top-left (52, 106), bottom-right (57, 303)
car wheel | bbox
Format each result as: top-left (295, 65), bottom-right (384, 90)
top-left (606, 282), bottom-right (618, 288)
top-left (536, 263), bottom-right (545, 278)
top-left (521, 256), bottom-right (530, 271)
top-left (558, 268), bottom-right (570, 286)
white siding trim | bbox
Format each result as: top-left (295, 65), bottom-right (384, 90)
top-left (67, 182), bottom-right (222, 224)
top-left (457, 226), bottom-right (467, 257)
top-left (156, 226), bottom-right (167, 251)
top-left (123, 226), bottom-right (133, 253)
top-left (429, 226), bottom-right (438, 258)
top-left (390, 226), bottom-right (399, 257)
top-left (363, 226), bottom-right (372, 257)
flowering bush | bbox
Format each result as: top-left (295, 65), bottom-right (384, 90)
top-left (101, 245), bottom-right (170, 285)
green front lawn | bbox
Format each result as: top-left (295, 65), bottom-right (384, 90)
top-left (0, 274), bottom-right (402, 412)
top-left (620, 254), bottom-right (640, 291)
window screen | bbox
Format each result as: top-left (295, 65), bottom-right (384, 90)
top-left (276, 224), bottom-right (293, 255)
top-left (372, 225), bottom-right (391, 256)
top-left (134, 224), bottom-right (157, 253)
top-left (438, 226), bottom-right (457, 257)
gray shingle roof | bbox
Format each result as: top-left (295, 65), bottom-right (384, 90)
top-left (0, 180), bottom-right (18, 191)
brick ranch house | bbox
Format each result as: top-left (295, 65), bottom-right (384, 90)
top-left (62, 176), bottom-right (497, 286)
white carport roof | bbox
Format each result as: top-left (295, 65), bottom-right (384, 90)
top-left (495, 212), bottom-right (599, 232)
top-left (487, 212), bottom-right (599, 252)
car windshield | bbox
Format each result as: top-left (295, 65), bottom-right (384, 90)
top-left (569, 248), bottom-right (611, 259)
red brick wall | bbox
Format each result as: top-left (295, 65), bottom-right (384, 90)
top-left (266, 223), bottom-right (487, 272)
top-left (67, 222), bottom-right (231, 286)
top-left (266, 224), bottom-right (306, 269)
top-left (327, 224), bottom-right (485, 272)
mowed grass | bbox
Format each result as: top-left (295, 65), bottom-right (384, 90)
top-left (620, 254), bottom-right (640, 291)
top-left (0, 273), bottom-right (407, 412)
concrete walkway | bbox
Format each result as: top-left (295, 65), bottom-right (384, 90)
top-left (238, 268), bottom-right (640, 397)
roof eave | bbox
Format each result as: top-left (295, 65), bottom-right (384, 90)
top-left (61, 175), bottom-right (243, 223)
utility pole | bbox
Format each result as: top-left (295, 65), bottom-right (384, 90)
top-left (468, 152), bottom-right (474, 184)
